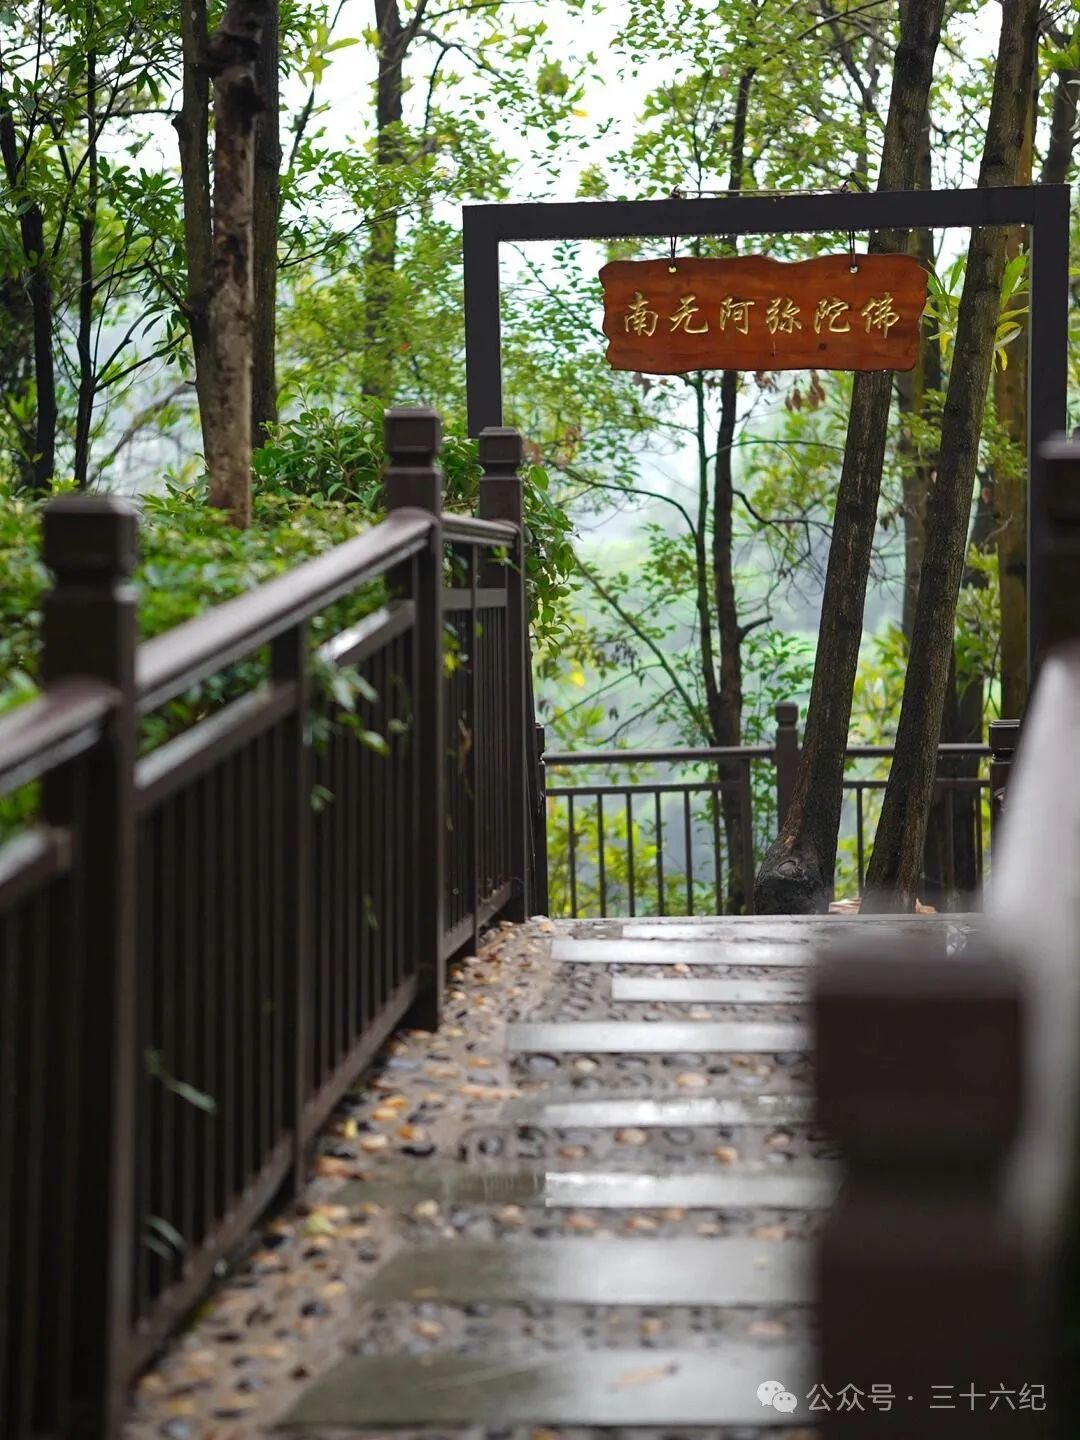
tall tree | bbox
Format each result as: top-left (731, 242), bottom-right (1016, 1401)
top-left (863, 0), bottom-right (1041, 910)
top-left (994, 21), bottom-right (1078, 720)
top-left (0, 33), bottom-right (57, 493)
top-left (251, 0), bottom-right (281, 445)
top-left (203, 0), bottom-right (270, 526)
top-left (754, 0), bottom-right (946, 913)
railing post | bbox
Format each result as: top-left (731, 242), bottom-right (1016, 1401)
top-left (533, 722), bottom-right (549, 915)
top-left (40, 496), bottom-right (138, 1440)
top-left (989, 717), bottom-right (1019, 848)
top-left (384, 407), bottom-right (445, 1027)
top-left (1032, 435), bottom-right (1080, 683)
top-left (273, 620), bottom-right (311, 1180)
top-left (478, 425), bottom-right (529, 922)
top-left (774, 700), bottom-right (800, 830)
top-left (816, 937), bottom-right (1030, 1436)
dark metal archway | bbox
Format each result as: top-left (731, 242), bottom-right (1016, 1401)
top-left (462, 185), bottom-right (1072, 679)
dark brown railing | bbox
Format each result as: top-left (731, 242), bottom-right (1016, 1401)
top-left (544, 724), bottom-right (992, 916)
top-left (0, 408), bottom-right (532, 1440)
top-left (815, 437), bottom-right (1080, 1436)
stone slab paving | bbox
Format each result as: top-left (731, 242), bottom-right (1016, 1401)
top-left (124, 915), bottom-right (842, 1440)
top-left (361, 1238), bottom-right (812, 1305)
top-left (339, 1165), bottom-right (837, 1210)
top-left (551, 940), bottom-right (816, 966)
top-left (502, 1094), bottom-right (816, 1128)
top-left (612, 978), bottom-right (808, 1004)
top-left (279, 1346), bottom-right (816, 1428)
top-left (507, 1021), bottom-right (811, 1054)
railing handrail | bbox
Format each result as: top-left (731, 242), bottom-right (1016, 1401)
top-left (442, 513), bottom-right (518, 546)
top-left (135, 510), bottom-right (434, 714)
top-left (546, 745), bottom-right (775, 764)
top-left (545, 740), bottom-right (991, 766)
top-left (0, 677), bottom-right (116, 794)
top-left (988, 640), bottom-right (1080, 1249)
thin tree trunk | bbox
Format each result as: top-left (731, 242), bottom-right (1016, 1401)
top-left (251, 0), bottom-right (280, 445)
top-left (863, 0), bottom-right (1041, 910)
top-left (710, 64), bottom-right (755, 913)
top-left (362, 0), bottom-right (406, 403)
top-left (175, 0), bottom-right (215, 452)
top-left (204, 0), bottom-right (268, 527)
top-left (75, 8), bottom-right (98, 490)
top-left (899, 110), bottom-right (938, 642)
top-left (994, 27), bottom-right (1077, 720)
top-left (0, 276), bottom-right (36, 490)
top-left (714, 368), bottom-right (749, 910)
top-left (755, 0), bottom-right (945, 913)
top-left (0, 106), bottom-right (57, 492)
top-left (1042, 24), bottom-right (1079, 189)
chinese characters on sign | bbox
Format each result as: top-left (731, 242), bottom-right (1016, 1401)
top-left (600, 254), bottom-right (927, 374)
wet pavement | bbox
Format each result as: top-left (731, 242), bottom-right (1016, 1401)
top-left (124, 912), bottom-right (977, 1440)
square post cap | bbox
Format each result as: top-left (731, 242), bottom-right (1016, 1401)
top-left (43, 495), bottom-right (138, 580)
top-left (479, 427), bottom-right (524, 474)
top-left (384, 407), bottom-right (443, 463)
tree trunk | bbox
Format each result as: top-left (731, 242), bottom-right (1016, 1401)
top-left (204, 0), bottom-right (268, 527)
top-left (863, 0), bottom-right (1041, 911)
top-left (0, 276), bottom-right (36, 490)
top-left (713, 368), bottom-right (750, 911)
top-left (175, 0), bottom-right (215, 453)
top-left (994, 27), bottom-right (1077, 720)
top-left (754, 0), bottom-right (945, 913)
top-left (362, 0), bottom-right (406, 403)
top-left (251, 0), bottom-right (280, 445)
top-left (1042, 24), bottom-right (1079, 189)
top-left (899, 111), bottom-right (938, 642)
top-left (0, 107), bottom-right (57, 493)
top-left (75, 10), bottom-right (98, 490)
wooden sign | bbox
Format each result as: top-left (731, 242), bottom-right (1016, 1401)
top-left (600, 254), bottom-right (928, 374)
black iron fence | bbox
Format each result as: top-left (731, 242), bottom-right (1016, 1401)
top-left (0, 409), bottom-right (531, 1440)
top-left (543, 719), bottom-right (995, 917)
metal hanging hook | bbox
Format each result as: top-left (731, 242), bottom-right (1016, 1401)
top-left (669, 233), bottom-right (678, 273)
top-left (848, 229), bottom-right (859, 274)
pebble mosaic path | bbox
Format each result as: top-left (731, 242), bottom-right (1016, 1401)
top-left (124, 912), bottom-right (975, 1440)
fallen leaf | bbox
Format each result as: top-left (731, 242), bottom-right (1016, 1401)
top-left (397, 1125), bottom-right (429, 1143)
top-left (414, 1318), bottom-right (443, 1339)
top-left (714, 1145), bottom-right (740, 1164)
top-left (625, 1215), bottom-right (658, 1232)
top-left (748, 1318), bottom-right (787, 1338)
top-left (413, 1199), bottom-right (440, 1220)
top-left (752, 1224), bottom-right (788, 1242)
top-left (565, 1213), bottom-right (597, 1231)
top-left (360, 1133), bottom-right (389, 1153)
top-left (341, 1118), bottom-right (359, 1140)
top-left (615, 1126), bottom-right (648, 1146)
top-left (467, 1055), bottom-right (495, 1069)
top-left (611, 1362), bottom-right (679, 1388)
top-left (304, 1212), bottom-right (337, 1237)
top-left (313, 1156), bottom-right (357, 1178)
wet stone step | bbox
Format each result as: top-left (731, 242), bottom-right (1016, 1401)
top-left (337, 1163), bottom-right (837, 1211)
top-left (501, 1093), bottom-right (816, 1129)
top-left (622, 917), bottom-right (977, 942)
top-left (611, 977), bottom-right (807, 1004)
top-left (362, 1237), bottom-right (812, 1307)
top-left (507, 1022), bottom-right (811, 1055)
top-left (279, 1344), bottom-right (814, 1428)
top-left (551, 939), bottom-right (816, 966)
